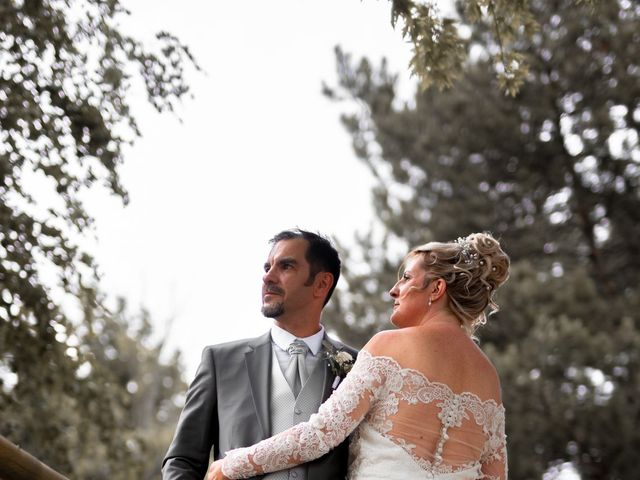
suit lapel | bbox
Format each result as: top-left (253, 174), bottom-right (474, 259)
top-left (320, 335), bottom-right (338, 402)
top-left (309, 335), bottom-right (354, 480)
top-left (245, 332), bottom-right (272, 438)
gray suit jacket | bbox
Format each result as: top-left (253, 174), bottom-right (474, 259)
top-left (162, 331), bottom-right (358, 479)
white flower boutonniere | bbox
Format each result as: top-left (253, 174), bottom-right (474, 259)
top-left (322, 340), bottom-right (355, 389)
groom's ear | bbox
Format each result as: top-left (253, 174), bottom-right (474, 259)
top-left (313, 271), bottom-right (333, 300)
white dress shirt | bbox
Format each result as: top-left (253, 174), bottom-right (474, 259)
top-left (270, 323), bottom-right (325, 375)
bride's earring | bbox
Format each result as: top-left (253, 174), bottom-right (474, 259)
top-left (428, 298), bottom-right (432, 307)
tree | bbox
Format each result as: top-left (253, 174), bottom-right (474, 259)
top-left (325, 0), bottom-right (640, 477)
top-left (1, 289), bottom-right (186, 479)
top-left (74, 291), bottom-right (186, 480)
top-left (0, 0), bottom-right (197, 476)
top-left (383, 0), bottom-right (596, 95)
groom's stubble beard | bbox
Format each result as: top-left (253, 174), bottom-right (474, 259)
top-left (262, 302), bottom-right (285, 318)
top-left (262, 283), bottom-right (286, 318)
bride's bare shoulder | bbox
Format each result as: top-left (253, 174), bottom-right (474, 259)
top-left (363, 327), bottom-right (429, 359)
top-left (363, 329), bottom-right (402, 356)
top-left (365, 326), bottom-right (502, 402)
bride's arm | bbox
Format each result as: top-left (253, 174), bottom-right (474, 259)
top-left (219, 349), bottom-right (388, 479)
top-left (479, 406), bottom-right (508, 480)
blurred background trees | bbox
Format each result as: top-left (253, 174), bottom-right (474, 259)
top-left (1, 0), bottom-right (196, 477)
top-left (324, 0), bottom-right (639, 478)
top-left (2, 290), bottom-right (186, 479)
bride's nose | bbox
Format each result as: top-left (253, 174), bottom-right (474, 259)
top-left (389, 283), bottom-right (399, 298)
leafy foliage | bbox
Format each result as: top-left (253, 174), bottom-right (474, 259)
top-left (326, 0), bottom-right (640, 477)
top-left (0, 0), bottom-right (197, 476)
top-left (2, 290), bottom-right (186, 479)
top-left (385, 0), bottom-right (596, 95)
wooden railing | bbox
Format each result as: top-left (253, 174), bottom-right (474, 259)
top-left (0, 435), bottom-right (69, 480)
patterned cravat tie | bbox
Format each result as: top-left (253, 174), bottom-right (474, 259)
top-left (285, 339), bottom-right (309, 397)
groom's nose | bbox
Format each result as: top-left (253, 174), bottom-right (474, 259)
top-left (263, 268), bottom-right (277, 285)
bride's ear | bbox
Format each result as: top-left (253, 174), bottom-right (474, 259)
top-left (431, 278), bottom-right (447, 302)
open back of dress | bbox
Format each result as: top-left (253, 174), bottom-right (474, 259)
top-left (223, 349), bottom-right (507, 480)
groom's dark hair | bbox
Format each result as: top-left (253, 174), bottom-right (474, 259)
top-left (270, 229), bottom-right (341, 305)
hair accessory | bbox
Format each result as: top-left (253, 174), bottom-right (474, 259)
top-left (455, 237), bottom-right (479, 264)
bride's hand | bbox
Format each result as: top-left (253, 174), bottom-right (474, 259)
top-left (206, 459), bottom-right (230, 480)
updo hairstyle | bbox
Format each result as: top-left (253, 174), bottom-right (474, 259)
top-left (408, 232), bottom-right (510, 335)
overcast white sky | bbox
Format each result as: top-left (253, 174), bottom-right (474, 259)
top-left (82, 0), bottom-right (415, 377)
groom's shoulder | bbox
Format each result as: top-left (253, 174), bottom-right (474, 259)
top-left (325, 334), bottom-right (359, 357)
top-left (204, 331), bottom-right (271, 355)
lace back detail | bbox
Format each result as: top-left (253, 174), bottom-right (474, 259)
top-left (222, 349), bottom-right (507, 480)
top-left (355, 351), bottom-right (507, 477)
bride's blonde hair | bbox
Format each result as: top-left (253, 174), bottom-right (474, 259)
top-left (406, 232), bottom-right (510, 335)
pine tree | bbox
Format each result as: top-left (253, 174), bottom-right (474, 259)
top-left (325, 0), bottom-right (640, 477)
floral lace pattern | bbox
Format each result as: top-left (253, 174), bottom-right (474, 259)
top-left (222, 350), bottom-right (507, 479)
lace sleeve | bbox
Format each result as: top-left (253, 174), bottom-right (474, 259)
top-left (480, 403), bottom-right (508, 480)
top-left (221, 350), bottom-right (387, 479)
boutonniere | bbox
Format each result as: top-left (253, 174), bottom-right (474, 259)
top-left (322, 340), bottom-right (355, 389)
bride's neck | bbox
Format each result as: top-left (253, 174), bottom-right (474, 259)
top-left (419, 310), bottom-right (462, 328)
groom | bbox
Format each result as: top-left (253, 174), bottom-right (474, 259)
top-left (162, 229), bottom-right (357, 480)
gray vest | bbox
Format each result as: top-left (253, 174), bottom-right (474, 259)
top-left (265, 349), bottom-right (326, 480)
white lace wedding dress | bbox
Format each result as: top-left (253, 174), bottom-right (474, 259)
top-left (222, 350), bottom-right (507, 479)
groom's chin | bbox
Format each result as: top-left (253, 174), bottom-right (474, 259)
top-left (261, 302), bottom-right (284, 318)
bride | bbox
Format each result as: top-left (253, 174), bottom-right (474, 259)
top-left (208, 233), bottom-right (509, 480)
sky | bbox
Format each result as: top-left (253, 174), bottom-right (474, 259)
top-left (84, 0), bottom-right (415, 377)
